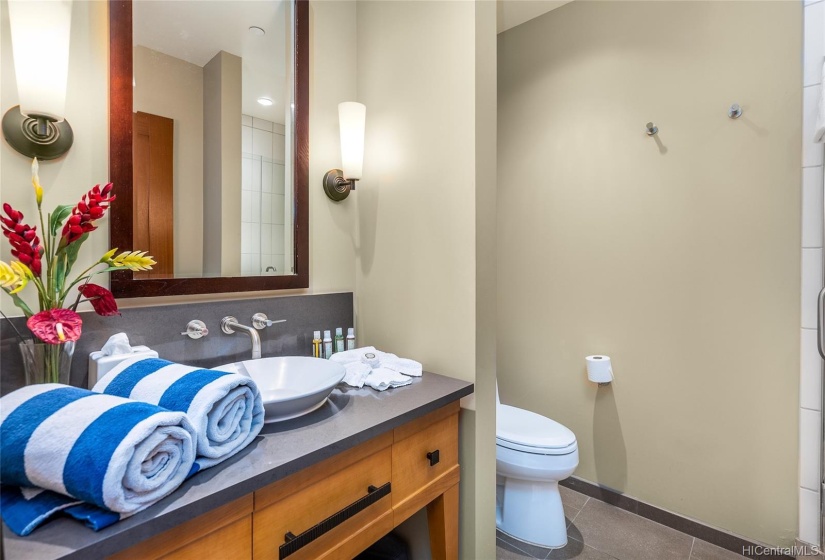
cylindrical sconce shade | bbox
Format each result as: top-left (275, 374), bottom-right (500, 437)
top-left (338, 102), bottom-right (366, 180)
top-left (8, 0), bottom-right (73, 121)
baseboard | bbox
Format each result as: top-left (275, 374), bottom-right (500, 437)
top-left (794, 539), bottom-right (824, 559)
top-left (560, 476), bottom-right (795, 560)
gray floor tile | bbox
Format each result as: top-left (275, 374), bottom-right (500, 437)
top-left (690, 538), bottom-right (747, 560)
top-left (561, 486), bottom-right (589, 520)
top-left (497, 538), bottom-right (537, 559)
top-left (498, 530), bottom-right (557, 559)
top-left (546, 540), bottom-right (619, 560)
top-left (571, 498), bottom-right (694, 560)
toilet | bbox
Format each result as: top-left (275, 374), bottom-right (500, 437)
top-left (496, 385), bottom-right (578, 549)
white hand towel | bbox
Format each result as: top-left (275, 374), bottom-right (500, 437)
top-left (330, 346), bottom-right (378, 365)
top-left (364, 368), bottom-right (413, 391)
top-left (380, 355), bottom-right (422, 377)
top-left (343, 362), bottom-right (372, 388)
top-left (94, 357), bottom-right (264, 469)
top-left (816, 60), bottom-right (825, 143)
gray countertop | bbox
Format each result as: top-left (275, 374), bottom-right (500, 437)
top-left (2, 372), bottom-right (473, 560)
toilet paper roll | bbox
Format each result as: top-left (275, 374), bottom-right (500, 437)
top-left (586, 355), bottom-right (614, 383)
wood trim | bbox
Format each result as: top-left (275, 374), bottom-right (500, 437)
top-left (107, 0), bottom-right (310, 298)
top-left (254, 432), bottom-right (393, 511)
top-left (426, 483), bottom-right (459, 560)
top-left (108, 495), bottom-right (253, 560)
top-left (392, 464), bottom-right (460, 528)
top-left (393, 400), bottom-right (460, 443)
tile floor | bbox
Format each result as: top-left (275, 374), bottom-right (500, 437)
top-left (496, 486), bottom-right (746, 560)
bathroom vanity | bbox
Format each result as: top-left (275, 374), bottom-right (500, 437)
top-left (1, 372), bottom-right (473, 560)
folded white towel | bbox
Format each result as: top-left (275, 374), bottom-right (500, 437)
top-left (94, 358), bottom-right (264, 469)
top-left (330, 346), bottom-right (378, 365)
top-left (365, 368), bottom-right (413, 391)
top-left (816, 60), bottom-right (825, 143)
top-left (0, 384), bottom-right (197, 535)
top-left (380, 355), bottom-right (422, 377)
top-left (343, 362), bottom-right (372, 388)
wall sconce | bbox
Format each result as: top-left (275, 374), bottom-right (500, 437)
top-left (2, 0), bottom-right (74, 160)
top-left (323, 102), bottom-right (366, 202)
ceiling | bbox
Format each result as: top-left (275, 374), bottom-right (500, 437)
top-left (133, 0), bottom-right (288, 123)
top-left (497, 0), bottom-right (574, 34)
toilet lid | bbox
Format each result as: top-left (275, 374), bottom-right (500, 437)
top-left (496, 404), bottom-right (576, 450)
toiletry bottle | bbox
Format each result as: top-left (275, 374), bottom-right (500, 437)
top-left (323, 330), bottom-right (333, 359)
top-left (312, 331), bottom-right (322, 358)
top-left (334, 328), bottom-right (345, 354)
top-left (346, 327), bottom-right (355, 350)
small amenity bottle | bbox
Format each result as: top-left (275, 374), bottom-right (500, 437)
top-left (312, 331), bottom-right (322, 358)
top-left (334, 328), bottom-right (345, 354)
top-left (346, 328), bottom-right (356, 350)
top-left (323, 330), bottom-right (333, 359)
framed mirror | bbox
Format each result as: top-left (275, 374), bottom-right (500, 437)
top-left (108, 0), bottom-right (308, 298)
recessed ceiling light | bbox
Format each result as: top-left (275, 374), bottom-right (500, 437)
top-left (249, 26), bottom-right (265, 36)
top-left (257, 97), bottom-right (274, 106)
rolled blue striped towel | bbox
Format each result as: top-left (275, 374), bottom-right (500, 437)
top-left (0, 384), bottom-right (197, 536)
top-left (94, 358), bottom-right (264, 469)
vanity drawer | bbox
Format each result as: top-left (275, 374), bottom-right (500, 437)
top-left (253, 437), bottom-right (393, 560)
top-left (391, 402), bottom-right (460, 524)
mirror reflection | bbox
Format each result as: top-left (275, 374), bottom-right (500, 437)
top-left (132, 0), bottom-right (294, 279)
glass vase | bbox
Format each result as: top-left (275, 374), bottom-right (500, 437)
top-left (19, 339), bottom-right (75, 386)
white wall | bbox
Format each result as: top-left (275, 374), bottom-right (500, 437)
top-left (800, 0), bottom-right (825, 546)
top-left (498, 0), bottom-right (801, 546)
top-left (355, 1), bottom-right (496, 557)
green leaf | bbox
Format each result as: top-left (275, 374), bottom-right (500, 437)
top-left (62, 232), bottom-right (88, 285)
top-left (55, 253), bottom-right (67, 294)
top-left (6, 291), bottom-right (33, 317)
top-left (49, 204), bottom-right (74, 237)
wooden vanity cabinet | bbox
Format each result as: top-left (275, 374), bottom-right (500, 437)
top-left (109, 402), bottom-right (460, 560)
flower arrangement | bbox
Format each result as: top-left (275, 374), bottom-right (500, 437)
top-left (0, 159), bottom-right (155, 384)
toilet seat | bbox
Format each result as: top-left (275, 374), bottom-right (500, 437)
top-left (496, 404), bottom-right (577, 455)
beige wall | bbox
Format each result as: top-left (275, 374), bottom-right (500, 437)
top-left (355, 1), bottom-right (495, 557)
top-left (0, 0), bottom-right (357, 317)
top-left (133, 46), bottom-right (204, 278)
top-left (497, 0), bottom-right (801, 546)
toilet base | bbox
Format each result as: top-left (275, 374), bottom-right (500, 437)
top-left (496, 478), bottom-right (568, 549)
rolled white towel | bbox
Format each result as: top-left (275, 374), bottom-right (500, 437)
top-left (380, 355), bottom-right (422, 377)
top-left (343, 362), bottom-right (372, 388)
top-left (330, 346), bottom-right (378, 365)
top-left (94, 358), bottom-right (264, 469)
top-left (365, 368), bottom-right (413, 391)
top-left (0, 384), bottom-right (197, 535)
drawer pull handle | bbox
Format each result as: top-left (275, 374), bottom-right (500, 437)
top-left (427, 449), bottom-right (440, 466)
top-left (278, 482), bottom-right (391, 559)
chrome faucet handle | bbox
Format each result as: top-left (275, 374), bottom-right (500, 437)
top-left (182, 320), bottom-right (208, 339)
top-left (252, 313), bottom-right (287, 330)
top-left (221, 316), bottom-right (240, 335)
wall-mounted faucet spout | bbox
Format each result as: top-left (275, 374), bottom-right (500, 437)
top-left (221, 316), bottom-right (262, 359)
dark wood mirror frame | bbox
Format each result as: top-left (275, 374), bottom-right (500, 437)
top-left (108, 0), bottom-right (309, 298)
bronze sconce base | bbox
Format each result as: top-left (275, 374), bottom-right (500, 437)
top-left (323, 169), bottom-right (357, 202)
top-left (2, 105), bottom-right (74, 160)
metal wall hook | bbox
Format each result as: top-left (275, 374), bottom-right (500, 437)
top-left (728, 103), bottom-right (742, 119)
top-left (645, 122), bottom-right (658, 136)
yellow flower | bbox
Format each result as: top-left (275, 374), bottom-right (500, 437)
top-left (106, 250), bottom-right (156, 272)
top-left (31, 158), bottom-right (43, 206)
top-left (0, 261), bottom-right (31, 294)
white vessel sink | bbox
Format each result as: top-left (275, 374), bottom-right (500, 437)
top-left (213, 356), bottom-right (346, 423)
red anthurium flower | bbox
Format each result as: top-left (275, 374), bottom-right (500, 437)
top-left (78, 283), bottom-right (121, 317)
top-left (1, 203), bottom-right (43, 276)
top-left (27, 309), bottom-right (83, 345)
top-left (61, 183), bottom-right (116, 246)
